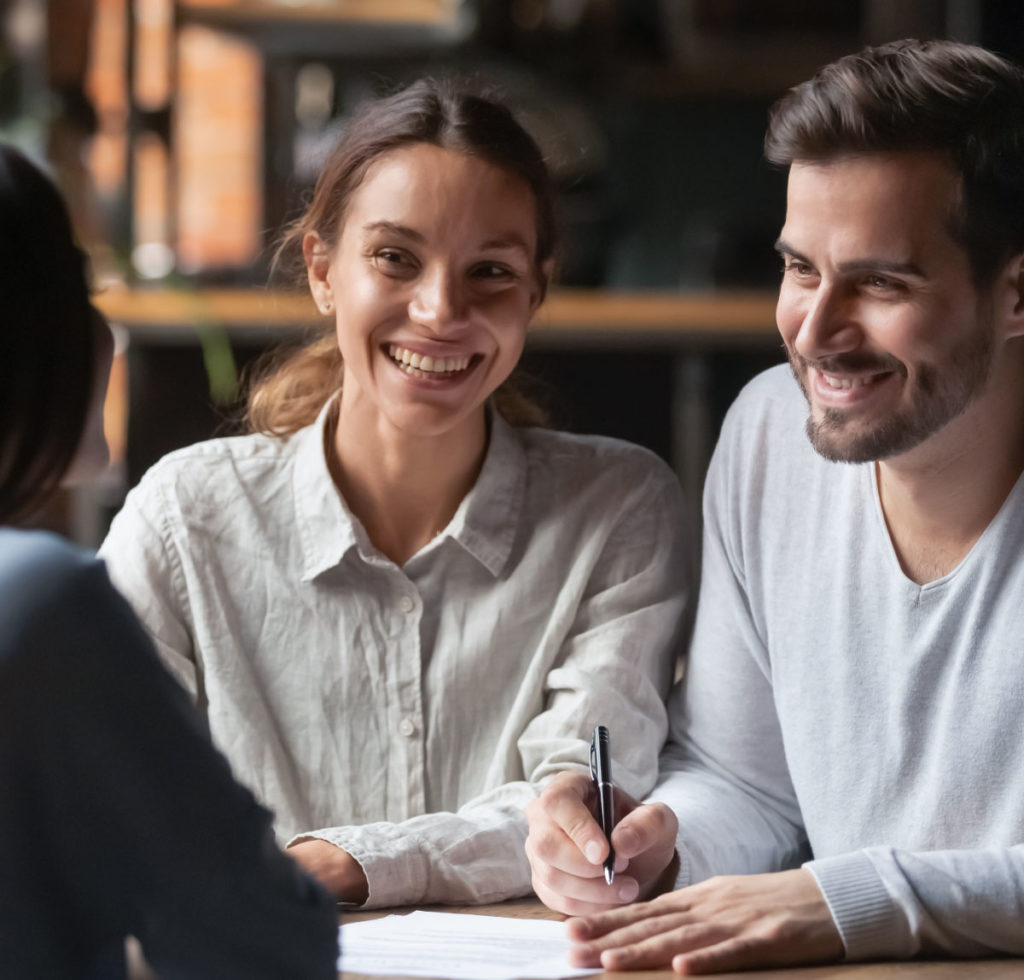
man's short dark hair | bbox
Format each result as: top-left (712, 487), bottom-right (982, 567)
top-left (765, 39), bottom-right (1024, 285)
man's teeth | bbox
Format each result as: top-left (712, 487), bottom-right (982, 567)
top-left (388, 344), bottom-right (470, 374)
top-left (821, 372), bottom-right (883, 390)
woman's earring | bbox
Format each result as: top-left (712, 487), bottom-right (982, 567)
top-left (322, 300), bottom-right (333, 314)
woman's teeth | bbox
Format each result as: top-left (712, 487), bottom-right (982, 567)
top-left (388, 344), bottom-right (470, 374)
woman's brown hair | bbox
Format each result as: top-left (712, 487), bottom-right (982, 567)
top-left (246, 78), bottom-right (558, 436)
top-left (0, 145), bottom-right (96, 523)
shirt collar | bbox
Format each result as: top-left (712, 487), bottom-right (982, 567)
top-left (293, 397), bottom-right (365, 582)
top-left (293, 398), bottom-right (527, 581)
top-left (440, 408), bottom-right (526, 578)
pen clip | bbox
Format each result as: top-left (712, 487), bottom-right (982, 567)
top-left (589, 736), bottom-right (598, 782)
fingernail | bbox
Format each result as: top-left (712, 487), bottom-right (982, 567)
top-left (616, 879), bottom-right (639, 902)
top-left (584, 841), bottom-right (603, 864)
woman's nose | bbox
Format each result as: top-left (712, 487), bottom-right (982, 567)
top-left (408, 267), bottom-right (468, 334)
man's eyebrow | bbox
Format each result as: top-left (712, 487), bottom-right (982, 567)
top-left (774, 238), bottom-right (800, 258)
top-left (773, 238), bottom-right (926, 277)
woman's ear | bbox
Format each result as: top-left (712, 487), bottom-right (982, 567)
top-left (303, 232), bottom-right (335, 315)
top-left (530, 258), bottom-right (556, 315)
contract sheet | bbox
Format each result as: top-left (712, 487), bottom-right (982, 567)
top-left (338, 909), bottom-right (601, 980)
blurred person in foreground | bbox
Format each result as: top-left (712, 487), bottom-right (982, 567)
top-left (0, 143), bottom-right (338, 979)
top-left (525, 39), bottom-right (1024, 973)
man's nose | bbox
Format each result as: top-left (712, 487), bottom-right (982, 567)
top-left (792, 282), bottom-right (861, 361)
top-left (408, 267), bottom-right (469, 334)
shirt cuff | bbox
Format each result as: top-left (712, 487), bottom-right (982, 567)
top-left (804, 851), bottom-right (909, 960)
top-left (289, 828), bottom-right (429, 910)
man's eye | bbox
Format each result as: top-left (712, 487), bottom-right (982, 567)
top-left (783, 261), bottom-right (814, 278)
top-left (472, 263), bottom-right (514, 280)
top-left (866, 274), bottom-right (902, 292)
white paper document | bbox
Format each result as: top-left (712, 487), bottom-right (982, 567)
top-left (337, 909), bottom-right (601, 979)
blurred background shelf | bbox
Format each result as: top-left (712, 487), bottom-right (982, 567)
top-left (8, 0), bottom-right (1022, 541)
top-left (95, 286), bottom-right (780, 342)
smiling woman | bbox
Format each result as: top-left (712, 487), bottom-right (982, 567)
top-left (100, 78), bottom-right (692, 911)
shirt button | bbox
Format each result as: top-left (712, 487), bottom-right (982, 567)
top-left (398, 718), bottom-right (416, 737)
top-left (399, 595), bottom-right (415, 614)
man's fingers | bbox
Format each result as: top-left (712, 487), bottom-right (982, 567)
top-left (567, 897), bottom-right (666, 941)
top-left (528, 773), bottom-right (608, 867)
top-left (525, 815), bottom-right (607, 879)
top-left (610, 801), bottom-right (677, 859)
top-left (528, 840), bottom-right (639, 909)
top-left (673, 936), bottom-right (760, 975)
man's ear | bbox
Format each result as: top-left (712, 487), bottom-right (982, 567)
top-left (303, 232), bottom-right (335, 315)
top-left (1002, 252), bottom-right (1024, 339)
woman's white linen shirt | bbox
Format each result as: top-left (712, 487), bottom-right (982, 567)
top-left (100, 405), bottom-right (690, 907)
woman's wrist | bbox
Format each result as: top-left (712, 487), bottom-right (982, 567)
top-left (288, 837), bottom-right (369, 904)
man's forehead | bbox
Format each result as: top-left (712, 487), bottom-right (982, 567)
top-left (781, 152), bottom-right (965, 254)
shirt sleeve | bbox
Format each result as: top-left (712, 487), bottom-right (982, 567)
top-left (0, 542), bottom-right (338, 980)
top-left (806, 845), bottom-right (1024, 960)
top-left (293, 466), bottom-right (692, 908)
top-left (99, 475), bottom-right (199, 698)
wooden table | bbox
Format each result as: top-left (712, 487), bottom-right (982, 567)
top-left (339, 900), bottom-right (1024, 979)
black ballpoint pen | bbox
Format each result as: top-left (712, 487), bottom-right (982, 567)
top-left (589, 724), bottom-right (615, 885)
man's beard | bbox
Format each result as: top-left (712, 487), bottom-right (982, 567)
top-left (788, 326), bottom-right (996, 464)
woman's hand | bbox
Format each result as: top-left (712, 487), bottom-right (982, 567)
top-left (287, 839), bottom-right (369, 904)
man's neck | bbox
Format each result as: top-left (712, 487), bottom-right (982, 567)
top-left (876, 363), bottom-right (1024, 585)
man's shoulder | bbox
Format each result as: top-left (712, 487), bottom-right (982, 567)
top-left (716, 364), bottom-right (811, 454)
top-left (728, 363), bottom-right (807, 426)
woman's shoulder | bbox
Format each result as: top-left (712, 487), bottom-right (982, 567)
top-left (128, 427), bottom-right (309, 509)
top-left (514, 425), bottom-right (678, 490)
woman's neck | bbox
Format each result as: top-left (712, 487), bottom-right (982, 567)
top-left (327, 398), bottom-right (489, 566)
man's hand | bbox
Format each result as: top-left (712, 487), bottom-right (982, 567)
top-left (287, 838), bottom-right (369, 904)
top-left (566, 868), bottom-right (844, 974)
top-left (524, 771), bottom-right (679, 915)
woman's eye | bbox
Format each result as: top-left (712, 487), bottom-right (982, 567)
top-left (371, 248), bottom-right (418, 276)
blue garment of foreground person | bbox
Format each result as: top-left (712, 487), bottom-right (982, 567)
top-left (0, 142), bottom-right (338, 978)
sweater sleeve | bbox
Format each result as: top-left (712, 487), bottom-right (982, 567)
top-left (292, 469), bottom-right (691, 908)
top-left (807, 845), bottom-right (1024, 960)
top-left (648, 442), bottom-right (809, 886)
top-left (0, 535), bottom-right (338, 980)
